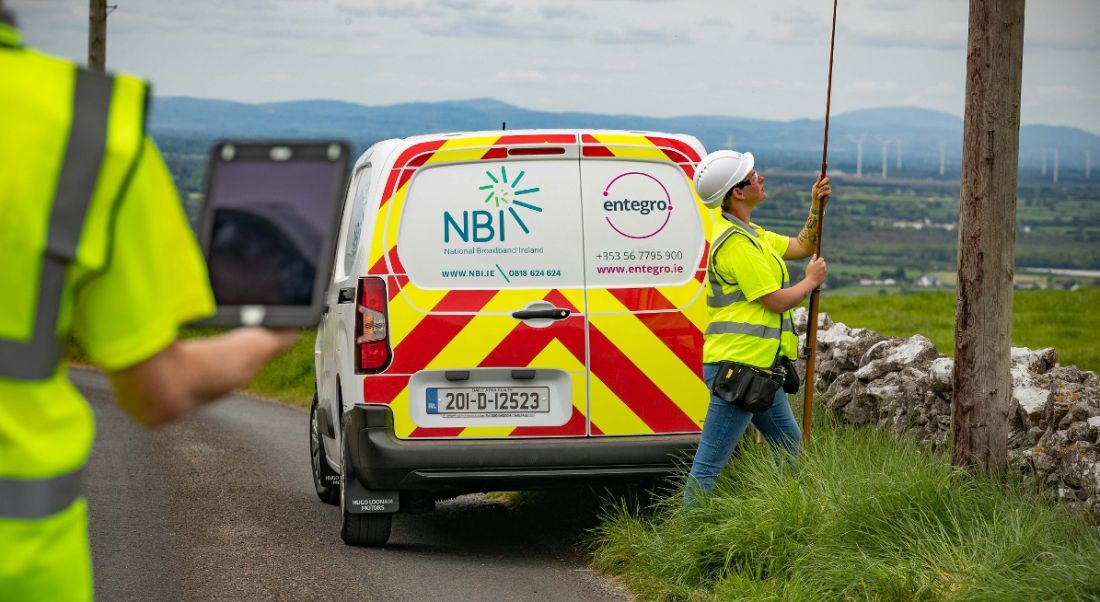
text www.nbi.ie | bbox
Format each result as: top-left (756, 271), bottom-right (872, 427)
top-left (595, 264), bottom-right (685, 275)
top-left (440, 269), bottom-right (496, 278)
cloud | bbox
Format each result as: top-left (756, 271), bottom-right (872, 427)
top-left (1030, 85), bottom-right (1100, 102)
top-left (866, 0), bottom-right (911, 12)
top-left (741, 79), bottom-right (815, 93)
top-left (493, 69), bottom-right (546, 83)
top-left (849, 80), bottom-right (899, 94)
top-left (592, 25), bottom-right (687, 45)
top-left (1026, 35), bottom-right (1100, 52)
top-left (843, 21), bottom-right (966, 50)
top-left (538, 5), bottom-right (587, 21)
top-left (773, 6), bottom-right (821, 26)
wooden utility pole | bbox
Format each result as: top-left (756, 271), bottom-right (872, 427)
top-left (952, 0), bottom-right (1025, 476)
top-left (88, 0), bottom-right (107, 71)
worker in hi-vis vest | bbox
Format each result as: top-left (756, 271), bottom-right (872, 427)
top-left (684, 149), bottom-right (830, 506)
top-left (0, 5), bottom-right (298, 599)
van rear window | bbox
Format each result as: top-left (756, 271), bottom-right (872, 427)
top-left (397, 160), bottom-right (586, 290)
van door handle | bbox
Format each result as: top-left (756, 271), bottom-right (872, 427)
top-left (338, 287), bottom-right (355, 304)
top-left (511, 308), bottom-right (570, 320)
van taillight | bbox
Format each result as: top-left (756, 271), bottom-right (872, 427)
top-left (355, 277), bottom-right (391, 373)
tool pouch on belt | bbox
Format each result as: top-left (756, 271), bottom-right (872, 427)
top-left (777, 355), bottom-right (801, 394)
top-left (711, 361), bottom-right (783, 413)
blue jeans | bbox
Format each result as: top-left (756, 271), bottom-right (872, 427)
top-left (684, 363), bottom-right (802, 506)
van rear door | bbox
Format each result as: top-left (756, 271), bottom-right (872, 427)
top-left (370, 135), bottom-right (590, 439)
top-left (578, 134), bottom-right (711, 436)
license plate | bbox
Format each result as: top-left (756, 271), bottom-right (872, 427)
top-left (426, 386), bottom-right (550, 415)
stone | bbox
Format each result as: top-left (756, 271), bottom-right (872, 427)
top-left (1011, 346), bottom-right (1059, 375)
top-left (1015, 385), bottom-right (1050, 428)
top-left (855, 335), bottom-right (938, 381)
top-left (928, 357), bottom-right (953, 394)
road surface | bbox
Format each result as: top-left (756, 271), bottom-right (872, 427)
top-left (75, 368), bottom-right (630, 601)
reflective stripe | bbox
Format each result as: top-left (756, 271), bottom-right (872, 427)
top-left (708, 289), bottom-right (746, 307)
top-left (0, 469), bottom-right (83, 519)
top-left (707, 280), bottom-right (792, 308)
top-left (705, 318), bottom-right (793, 339)
top-left (0, 69), bottom-right (113, 380)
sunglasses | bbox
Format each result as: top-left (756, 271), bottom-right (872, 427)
top-left (730, 171), bottom-right (761, 190)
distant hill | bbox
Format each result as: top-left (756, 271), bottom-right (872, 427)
top-left (149, 97), bottom-right (1100, 178)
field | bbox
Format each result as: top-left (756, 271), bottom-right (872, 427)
top-left (821, 288), bottom-right (1099, 373)
top-left (753, 172), bottom-right (1100, 292)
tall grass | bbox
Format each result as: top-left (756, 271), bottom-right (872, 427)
top-left (823, 288), bottom-right (1099, 374)
top-left (589, 423), bottom-right (1100, 601)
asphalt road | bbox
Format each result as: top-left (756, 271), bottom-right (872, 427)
top-left (76, 368), bottom-right (631, 601)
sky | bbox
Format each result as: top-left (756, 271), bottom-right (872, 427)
top-left (11, 0), bottom-right (1100, 134)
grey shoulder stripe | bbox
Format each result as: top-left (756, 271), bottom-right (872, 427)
top-left (0, 68), bottom-right (113, 381)
top-left (46, 69), bottom-right (113, 262)
top-left (0, 470), bottom-right (83, 519)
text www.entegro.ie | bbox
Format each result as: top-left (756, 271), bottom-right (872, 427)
top-left (595, 264), bottom-right (685, 275)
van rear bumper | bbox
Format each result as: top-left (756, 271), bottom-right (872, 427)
top-left (345, 403), bottom-right (700, 493)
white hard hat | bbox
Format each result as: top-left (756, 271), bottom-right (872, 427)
top-left (693, 150), bottom-right (755, 209)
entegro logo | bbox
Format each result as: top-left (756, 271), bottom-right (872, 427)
top-left (443, 166), bottom-right (542, 243)
top-left (602, 171), bottom-right (672, 239)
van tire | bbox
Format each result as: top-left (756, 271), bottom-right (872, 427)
top-left (310, 395), bottom-right (340, 505)
top-left (339, 434), bottom-right (393, 547)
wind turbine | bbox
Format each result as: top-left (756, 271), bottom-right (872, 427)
top-left (847, 134), bottom-right (866, 177)
top-left (938, 141), bottom-right (946, 176)
top-left (875, 136), bottom-right (896, 179)
top-left (895, 138), bottom-right (903, 170)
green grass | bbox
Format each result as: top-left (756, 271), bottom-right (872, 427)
top-left (243, 329), bottom-right (316, 407)
top-left (588, 423), bottom-right (1100, 601)
top-left (170, 327), bottom-right (317, 407)
top-left (822, 288), bottom-right (1100, 373)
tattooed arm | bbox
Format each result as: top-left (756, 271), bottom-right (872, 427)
top-left (785, 175), bottom-right (831, 260)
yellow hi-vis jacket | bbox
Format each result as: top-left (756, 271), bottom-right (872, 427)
top-left (0, 10), bottom-right (214, 600)
top-left (702, 213), bottom-right (798, 369)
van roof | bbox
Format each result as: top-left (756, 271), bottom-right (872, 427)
top-left (357, 129), bottom-right (706, 174)
top-left (396, 128), bottom-right (703, 148)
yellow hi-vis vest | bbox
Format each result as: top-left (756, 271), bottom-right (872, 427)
top-left (0, 17), bottom-right (147, 519)
top-left (702, 214), bottom-right (798, 368)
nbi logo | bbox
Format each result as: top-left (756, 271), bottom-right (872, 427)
top-left (444, 166), bottom-right (541, 243)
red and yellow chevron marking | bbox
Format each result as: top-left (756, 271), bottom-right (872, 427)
top-left (361, 131), bottom-right (718, 439)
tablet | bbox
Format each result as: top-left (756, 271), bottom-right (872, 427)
top-left (195, 141), bottom-right (350, 327)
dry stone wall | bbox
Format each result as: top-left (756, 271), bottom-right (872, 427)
top-left (792, 308), bottom-right (1100, 522)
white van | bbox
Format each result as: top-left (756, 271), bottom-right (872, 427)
top-left (310, 130), bottom-right (716, 546)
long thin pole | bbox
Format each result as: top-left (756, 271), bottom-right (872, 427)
top-left (802, 0), bottom-right (838, 448)
top-left (88, 0), bottom-right (107, 71)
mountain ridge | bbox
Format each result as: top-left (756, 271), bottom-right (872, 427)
top-left (148, 97), bottom-right (1100, 174)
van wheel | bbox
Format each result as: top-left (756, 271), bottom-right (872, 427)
top-left (309, 395), bottom-right (340, 505)
top-left (339, 435), bottom-right (392, 547)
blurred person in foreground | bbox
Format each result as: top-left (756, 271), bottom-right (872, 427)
top-left (0, 4), bottom-right (298, 599)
